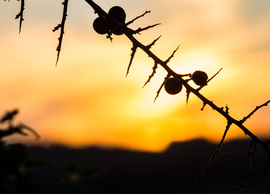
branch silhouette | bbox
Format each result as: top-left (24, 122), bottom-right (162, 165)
top-left (84, 0), bottom-right (270, 192)
top-left (15, 0), bottom-right (25, 33)
top-left (53, 0), bottom-right (69, 66)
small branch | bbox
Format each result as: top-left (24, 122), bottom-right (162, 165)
top-left (134, 23), bottom-right (161, 34)
top-left (126, 10), bottom-right (151, 26)
top-left (146, 35), bottom-right (162, 49)
top-left (197, 68), bottom-right (222, 91)
top-left (241, 100), bottom-right (270, 123)
top-left (20, 123), bottom-right (41, 141)
top-left (126, 45), bottom-right (138, 77)
top-left (194, 121), bottom-right (232, 183)
top-left (15, 0), bottom-right (25, 33)
top-left (207, 68), bottom-right (223, 84)
top-left (165, 45), bottom-right (180, 64)
top-left (143, 62), bottom-right (158, 88)
top-left (53, 0), bottom-right (69, 66)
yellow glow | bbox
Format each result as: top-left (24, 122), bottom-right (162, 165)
top-left (1, 0), bottom-right (270, 152)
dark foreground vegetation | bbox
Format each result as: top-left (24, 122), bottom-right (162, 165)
top-left (14, 139), bottom-right (267, 194)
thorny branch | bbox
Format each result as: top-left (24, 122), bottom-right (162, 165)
top-left (84, 0), bottom-right (270, 192)
top-left (15, 0), bottom-right (25, 33)
top-left (53, 0), bottom-right (69, 66)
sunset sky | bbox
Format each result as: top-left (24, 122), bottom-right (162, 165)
top-left (0, 0), bottom-right (270, 152)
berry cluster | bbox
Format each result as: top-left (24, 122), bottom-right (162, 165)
top-left (93, 6), bottom-right (126, 36)
top-left (165, 71), bottom-right (208, 95)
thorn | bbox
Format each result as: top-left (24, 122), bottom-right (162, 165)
top-left (126, 46), bottom-right (137, 77)
top-left (143, 62), bottom-right (158, 88)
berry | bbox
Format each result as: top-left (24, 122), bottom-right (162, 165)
top-left (164, 77), bottom-right (182, 95)
top-left (108, 6), bottom-right (126, 23)
top-left (108, 6), bottom-right (126, 35)
top-left (93, 17), bottom-right (109, 35)
top-left (192, 71), bottom-right (208, 86)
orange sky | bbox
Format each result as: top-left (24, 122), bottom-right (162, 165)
top-left (0, 0), bottom-right (270, 152)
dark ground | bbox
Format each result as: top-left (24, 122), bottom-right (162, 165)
top-left (24, 139), bottom-right (269, 194)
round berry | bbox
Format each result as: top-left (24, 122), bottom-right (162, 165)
top-left (164, 77), bottom-right (183, 95)
top-left (192, 71), bottom-right (208, 86)
top-left (108, 6), bottom-right (126, 23)
top-left (93, 17), bottom-right (109, 35)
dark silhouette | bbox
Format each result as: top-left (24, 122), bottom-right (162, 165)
top-left (0, 109), bottom-right (40, 193)
top-left (25, 139), bottom-right (267, 194)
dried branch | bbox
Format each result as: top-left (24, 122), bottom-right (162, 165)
top-left (146, 35), bottom-right (162, 49)
top-left (53, 0), bottom-right (69, 66)
top-left (165, 45), bottom-right (180, 64)
top-left (15, 0), bottom-right (25, 33)
top-left (195, 121), bottom-right (232, 183)
top-left (241, 100), bottom-right (270, 123)
top-left (143, 62), bottom-right (158, 88)
top-left (126, 10), bottom-right (151, 26)
top-left (126, 45), bottom-right (138, 77)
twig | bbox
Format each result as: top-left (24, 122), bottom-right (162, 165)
top-left (194, 121), bottom-right (232, 183)
top-left (15, 0), bottom-right (25, 33)
top-left (197, 68), bottom-right (222, 91)
top-left (20, 123), bottom-right (41, 141)
top-left (241, 100), bottom-right (270, 123)
top-left (53, 0), bottom-right (69, 66)
top-left (126, 10), bottom-right (151, 26)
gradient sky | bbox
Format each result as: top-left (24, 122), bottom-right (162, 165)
top-left (0, 0), bottom-right (270, 152)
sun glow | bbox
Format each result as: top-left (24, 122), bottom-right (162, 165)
top-left (1, 0), bottom-right (270, 152)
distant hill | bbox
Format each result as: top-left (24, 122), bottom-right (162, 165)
top-left (26, 138), bottom-right (268, 194)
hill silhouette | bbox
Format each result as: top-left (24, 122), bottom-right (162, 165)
top-left (26, 139), bottom-right (268, 193)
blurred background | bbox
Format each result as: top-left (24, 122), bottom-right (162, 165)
top-left (0, 0), bottom-right (270, 152)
